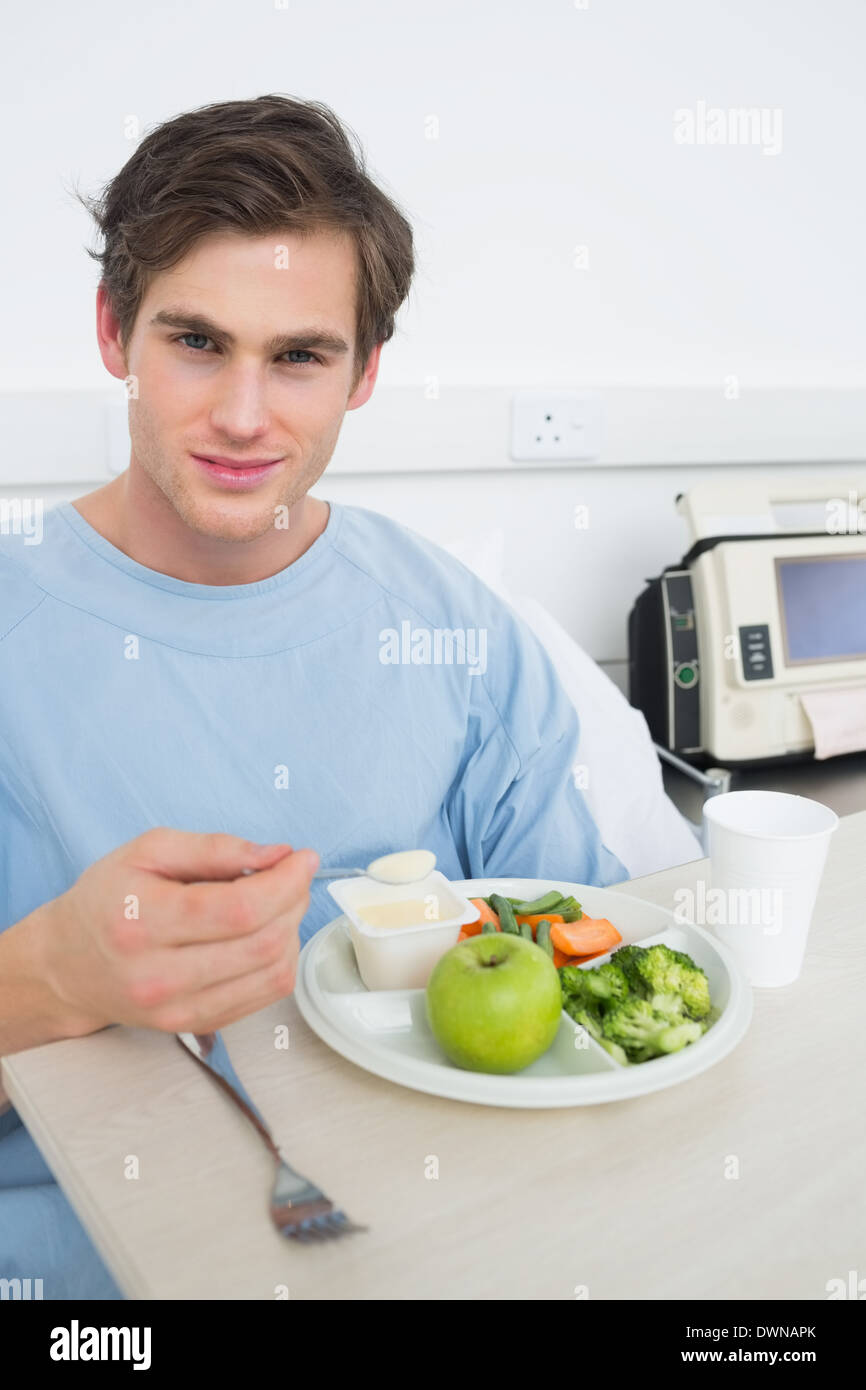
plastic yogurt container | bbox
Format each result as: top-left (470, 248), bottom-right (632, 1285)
top-left (327, 870), bottom-right (480, 989)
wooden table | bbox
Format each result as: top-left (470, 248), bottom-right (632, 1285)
top-left (4, 811), bottom-right (865, 1300)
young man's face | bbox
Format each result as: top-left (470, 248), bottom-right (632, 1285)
top-left (98, 227), bottom-right (380, 542)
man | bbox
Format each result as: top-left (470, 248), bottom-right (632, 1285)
top-left (0, 94), bottom-right (628, 1298)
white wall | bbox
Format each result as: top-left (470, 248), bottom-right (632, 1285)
top-left (2, 0), bottom-right (864, 685)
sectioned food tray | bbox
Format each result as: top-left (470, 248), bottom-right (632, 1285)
top-left (293, 878), bottom-right (753, 1108)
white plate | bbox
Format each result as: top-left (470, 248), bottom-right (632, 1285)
top-left (294, 878), bottom-right (753, 1108)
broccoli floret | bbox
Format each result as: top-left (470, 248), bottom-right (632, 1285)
top-left (648, 991), bottom-right (687, 1021)
top-left (575, 1008), bottom-right (603, 1044)
top-left (560, 961), bottom-right (630, 1008)
top-left (558, 965), bottom-right (592, 1001)
top-left (583, 961), bottom-right (630, 1005)
top-left (601, 998), bottom-right (667, 1053)
top-left (655, 1019), bottom-right (706, 1053)
top-left (599, 1037), bottom-right (630, 1066)
top-left (601, 997), bottom-right (705, 1061)
top-left (564, 998), bottom-right (604, 1043)
top-left (608, 944), bottom-right (649, 991)
top-left (559, 970), bottom-right (600, 1021)
top-left (600, 995), bottom-right (708, 1056)
top-left (630, 944), bottom-right (711, 1020)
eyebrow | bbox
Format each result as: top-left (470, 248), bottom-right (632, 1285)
top-left (149, 307), bottom-right (351, 357)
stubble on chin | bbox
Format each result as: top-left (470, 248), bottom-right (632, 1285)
top-left (164, 458), bottom-right (326, 544)
top-left (130, 398), bottom-right (337, 543)
top-left (164, 482), bottom-right (285, 543)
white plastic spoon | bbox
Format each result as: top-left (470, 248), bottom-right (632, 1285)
top-left (312, 848), bottom-right (437, 885)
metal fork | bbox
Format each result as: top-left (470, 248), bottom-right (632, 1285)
top-left (176, 1031), bottom-right (367, 1242)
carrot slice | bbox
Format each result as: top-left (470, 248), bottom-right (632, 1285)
top-left (554, 951), bottom-right (605, 969)
top-left (550, 917), bottom-right (622, 957)
top-left (465, 898), bottom-right (499, 935)
top-left (554, 946), bottom-right (621, 970)
top-left (457, 927), bottom-right (470, 942)
top-left (515, 912), bottom-right (565, 934)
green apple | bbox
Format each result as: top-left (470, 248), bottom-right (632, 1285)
top-left (425, 933), bottom-right (562, 1074)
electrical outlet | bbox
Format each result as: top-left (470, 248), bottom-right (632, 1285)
top-left (510, 390), bottom-right (602, 461)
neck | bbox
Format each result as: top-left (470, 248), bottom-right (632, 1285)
top-left (71, 468), bottom-right (330, 586)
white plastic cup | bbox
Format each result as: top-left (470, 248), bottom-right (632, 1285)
top-left (701, 791), bottom-right (838, 987)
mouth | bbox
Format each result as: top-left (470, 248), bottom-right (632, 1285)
top-left (191, 454), bottom-right (283, 490)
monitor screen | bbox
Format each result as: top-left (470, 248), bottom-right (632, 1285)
top-left (776, 554), bottom-right (866, 664)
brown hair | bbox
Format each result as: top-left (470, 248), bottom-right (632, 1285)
top-left (73, 94), bottom-right (416, 390)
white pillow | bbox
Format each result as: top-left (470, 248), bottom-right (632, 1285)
top-left (508, 594), bottom-right (703, 877)
top-left (440, 527), bottom-right (509, 597)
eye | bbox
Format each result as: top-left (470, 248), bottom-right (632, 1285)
top-left (282, 349), bottom-right (321, 368)
top-left (176, 332), bottom-right (214, 353)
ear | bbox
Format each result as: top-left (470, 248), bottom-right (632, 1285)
top-left (346, 341), bottom-right (383, 411)
top-left (96, 283), bottom-right (131, 383)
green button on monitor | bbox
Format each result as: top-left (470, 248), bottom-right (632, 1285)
top-left (673, 662), bottom-right (698, 689)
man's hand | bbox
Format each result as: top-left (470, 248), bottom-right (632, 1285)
top-left (34, 828), bottom-right (318, 1037)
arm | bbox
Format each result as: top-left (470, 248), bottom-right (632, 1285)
top-left (0, 830), bottom-right (318, 1113)
top-left (0, 898), bottom-right (78, 1111)
top-left (446, 602), bottom-right (629, 886)
top-left (478, 716), bottom-right (628, 886)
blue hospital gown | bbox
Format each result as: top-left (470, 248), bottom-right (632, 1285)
top-left (0, 497), bottom-right (627, 1298)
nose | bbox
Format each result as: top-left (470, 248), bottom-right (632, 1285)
top-left (208, 364), bottom-right (271, 441)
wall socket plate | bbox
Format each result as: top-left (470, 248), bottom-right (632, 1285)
top-left (510, 390), bottom-right (602, 461)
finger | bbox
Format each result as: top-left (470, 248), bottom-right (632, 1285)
top-left (126, 828), bottom-right (295, 884)
top-left (152, 845), bottom-right (319, 946)
top-left (147, 943), bottom-right (300, 1033)
top-left (132, 902), bottom-right (306, 1002)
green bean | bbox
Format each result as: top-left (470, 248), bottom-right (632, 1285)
top-left (519, 922), bottom-right (534, 941)
top-left (481, 918), bottom-right (498, 934)
top-left (509, 890), bottom-right (565, 916)
top-left (535, 919), bottom-right (554, 958)
top-left (558, 905), bottom-right (583, 923)
top-left (489, 893), bottom-right (520, 934)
